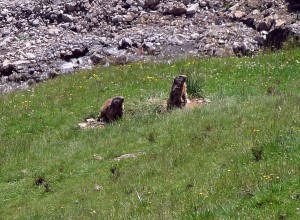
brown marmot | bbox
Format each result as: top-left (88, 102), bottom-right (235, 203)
top-left (97, 96), bottom-right (124, 123)
top-left (167, 75), bottom-right (188, 110)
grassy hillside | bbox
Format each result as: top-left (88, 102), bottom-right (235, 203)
top-left (0, 50), bottom-right (300, 219)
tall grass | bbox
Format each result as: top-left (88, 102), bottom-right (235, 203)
top-left (0, 50), bottom-right (300, 219)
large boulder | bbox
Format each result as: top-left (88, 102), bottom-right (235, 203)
top-left (0, 61), bottom-right (15, 76)
top-left (144, 0), bottom-right (160, 9)
top-left (265, 28), bottom-right (291, 50)
top-left (163, 2), bottom-right (187, 16)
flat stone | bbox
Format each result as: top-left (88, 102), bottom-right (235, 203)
top-left (199, 1), bottom-right (207, 7)
top-left (61, 14), bottom-right (74, 22)
top-left (234, 11), bottom-right (245, 19)
top-left (186, 3), bottom-right (199, 16)
top-left (275, 20), bottom-right (285, 28)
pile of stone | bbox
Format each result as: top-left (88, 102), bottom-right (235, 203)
top-left (0, 0), bottom-right (299, 93)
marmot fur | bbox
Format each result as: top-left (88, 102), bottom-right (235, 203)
top-left (97, 96), bottom-right (124, 123)
top-left (167, 75), bottom-right (188, 110)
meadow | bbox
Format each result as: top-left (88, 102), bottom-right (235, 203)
top-left (0, 50), bottom-right (299, 219)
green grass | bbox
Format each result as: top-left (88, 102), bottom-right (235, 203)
top-left (0, 50), bottom-right (300, 219)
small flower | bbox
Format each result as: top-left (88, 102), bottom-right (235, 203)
top-left (146, 76), bottom-right (154, 80)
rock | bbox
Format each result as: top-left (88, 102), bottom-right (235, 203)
top-left (48, 27), bottom-right (60, 35)
top-left (257, 20), bottom-right (272, 32)
top-left (90, 53), bottom-right (107, 65)
top-left (61, 14), bottom-right (74, 22)
top-left (65, 2), bottom-right (77, 12)
top-left (233, 41), bottom-right (255, 56)
top-left (143, 41), bottom-right (153, 49)
top-left (0, 0), bottom-right (297, 94)
top-left (0, 61), bottom-right (14, 76)
top-left (186, 3), bottom-right (199, 16)
top-left (199, 1), bottom-right (207, 8)
top-left (214, 47), bottom-right (234, 57)
top-left (144, 0), bottom-right (160, 9)
top-left (8, 72), bottom-right (29, 82)
top-left (47, 70), bottom-right (58, 79)
top-left (218, 39), bottom-right (225, 44)
top-left (118, 37), bottom-right (133, 49)
top-left (234, 11), bottom-right (245, 19)
top-left (105, 47), bottom-right (122, 56)
top-left (25, 53), bottom-right (36, 60)
top-left (288, 1), bottom-right (300, 11)
top-left (1, 28), bottom-right (11, 37)
top-left (32, 19), bottom-right (40, 27)
top-left (113, 152), bottom-right (145, 161)
top-left (59, 62), bottom-right (78, 73)
top-left (94, 184), bottom-right (102, 191)
top-left (191, 33), bottom-right (200, 40)
top-left (228, 3), bottom-right (240, 12)
top-left (13, 60), bottom-right (31, 66)
top-left (142, 41), bottom-right (158, 54)
top-left (78, 118), bottom-right (105, 129)
top-left (164, 2), bottom-right (187, 16)
top-left (275, 20), bottom-right (285, 28)
top-left (265, 28), bottom-right (291, 50)
top-left (108, 55), bottom-right (129, 65)
top-left (254, 35), bottom-right (265, 46)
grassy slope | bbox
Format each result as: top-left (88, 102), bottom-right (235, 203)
top-left (0, 50), bottom-right (300, 219)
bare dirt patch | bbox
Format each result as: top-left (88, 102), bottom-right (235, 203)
top-left (78, 118), bottom-right (106, 129)
top-left (186, 97), bottom-right (211, 109)
top-left (113, 152), bottom-right (146, 161)
top-left (155, 97), bottom-right (211, 114)
top-left (78, 97), bottom-right (211, 129)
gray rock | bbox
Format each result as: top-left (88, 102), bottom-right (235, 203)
top-left (65, 2), bottom-right (77, 12)
top-left (32, 19), bottom-right (39, 27)
top-left (143, 41), bottom-right (154, 49)
top-left (181, 0), bottom-right (191, 5)
top-left (234, 11), bottom-right (245, 19)
top-left (90, 53), bottom-right (107, 65)
top-left (275, 20), bottom-right (285, 28)
top-left (1, 29), bottom-right (11, 37)
top-left (144, 0), bottom-right (160, 9)
top-left (0, 0), bottom-right (297, 94)
top-left (61, 14), bottom-right (74, 23)
top-left (214, 47), bottom-right (234, 57)
top-left (186, 3), bottom-right (199, 16)
top-left (59, 62), bottom-right (78, 73)
top-left (191, 33), bottom-right (200, 40)
top-left (118, 37), bottom-right (133, 49)
top-left (164, 2), bottom-right (187, 16)
top-left (257, 21), bottom-right (272, 32)
top-left (0, 62), bottom-right (14, 76)
top-left (13, 60), bottom-right (31, 66)
top-left (25, 53), bottom-right (36, 60)
top-left (105, 47), bottom-right (123, 56)
top-left (199, 1), bottom-right (207, 8)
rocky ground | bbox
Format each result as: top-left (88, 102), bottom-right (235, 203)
top-left (0, 0), bottom-right (299, 93)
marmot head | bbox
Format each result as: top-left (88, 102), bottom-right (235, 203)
top-left (111, 96), bottom-right (124, 108)
top-left (173, 75), bottom-right (187, 90)
top-left (174, 75), bottom-right (187, 86)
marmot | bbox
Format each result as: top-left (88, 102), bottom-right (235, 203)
top-left (167, 75), bottom-right (188, 110)
top-left (97, 96), bottom-right (124, 123)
